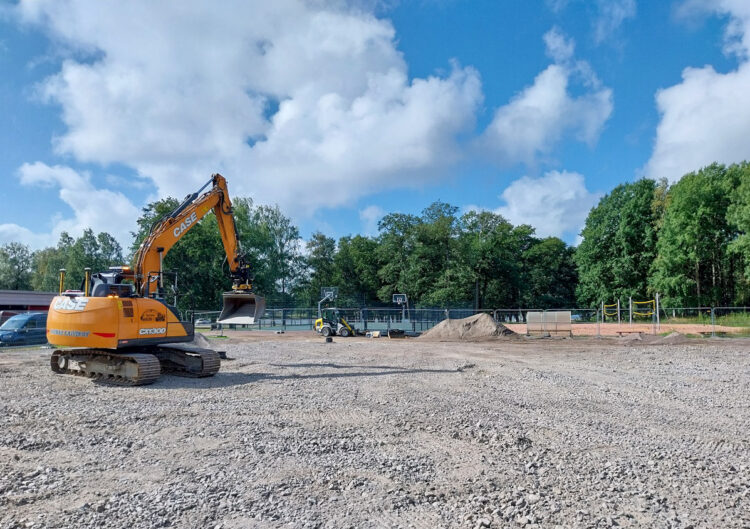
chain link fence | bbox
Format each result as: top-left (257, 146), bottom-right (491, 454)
top-left (186, 304), bottom-right (750, 337)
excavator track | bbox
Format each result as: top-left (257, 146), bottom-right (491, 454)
top-left (50, 350), bottom-right (161, 386)
top-left (153, 346), bottom-right (221, 378)
top-left (50, 345), bottom-right (221, 384)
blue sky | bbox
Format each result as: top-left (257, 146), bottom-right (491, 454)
top-left (1, 0), bottom-right (749, 250)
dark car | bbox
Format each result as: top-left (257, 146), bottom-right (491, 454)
top-left (0, 312), bottom-right (48, 347)
top-left (0, 310), bottom-right (20, 325)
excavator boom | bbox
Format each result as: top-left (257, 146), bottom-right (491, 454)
top-left (133, 174), bottom-right (264, 324)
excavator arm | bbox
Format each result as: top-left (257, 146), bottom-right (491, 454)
top-left (132, 174), bottom-right (263, 323)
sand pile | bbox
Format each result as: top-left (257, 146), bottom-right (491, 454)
top-left (420, 313), bottom-right (515, 341)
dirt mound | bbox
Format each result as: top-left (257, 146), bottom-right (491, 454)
top-left (419, 313), bottom-right (515, 341)
top-left (658, 331), bottom-right (686, 345)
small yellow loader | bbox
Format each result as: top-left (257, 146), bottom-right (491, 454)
top-left (314, 308), bottom-right (356, 337)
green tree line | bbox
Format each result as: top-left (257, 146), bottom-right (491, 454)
top-left (2, 161), bottom-right (749, 310)
top-left (576, 162), bottom-right (750, 307)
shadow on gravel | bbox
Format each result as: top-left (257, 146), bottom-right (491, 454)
top-left (269, 362), bottom-right (423, 370)
top-left (147, 364), bottom-right (460, 389)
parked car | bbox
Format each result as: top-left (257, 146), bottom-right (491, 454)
top-left (0, 310), bottom-right (20, 325)
top-left (194, 318), bottom-right (211, 327)
top-left (0, 312), bottom-right (48, 347)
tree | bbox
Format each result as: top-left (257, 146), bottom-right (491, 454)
top-left (450, 211), bottom-right (518, 309)
top-left (521, 237), bottom-right (577, 308)
top-left (299, 232), bottom-right (336, 304)
top-left (31, 246), bottom-right (66, 292)
top-left (726, 162), bottom-right (750, 303)
top-left (403, 202), bottom-right (460, 305)
top-left (247, 205), bottom-right (304, 303)
top-left (375, 213), bottom-right (420, 303)
top-left (28, 230), bottom-right (125, 293)
top-left (333, 235), bottom-right (380, 305)
top-left (575, 179), bottom-right (659, 306)
top-left (0, 242), bottom-right (33, 290)
top-left (650, 164), bottom-right (737, 306)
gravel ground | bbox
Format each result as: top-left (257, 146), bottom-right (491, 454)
top-left (1, 334), bottom-right (749, 529)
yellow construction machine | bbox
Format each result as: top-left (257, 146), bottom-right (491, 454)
top-left (314, 308), bottom-right (356, 337)
top-left (46, 174), bottom-right (265, 385)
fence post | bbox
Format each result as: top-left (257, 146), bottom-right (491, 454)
top-left (711, 307), bottom-right (715, 338)
top-left (601, 301), bottom-right (604, 323)
top-left (656, 293), bottom-right (660, 332)
top-left (596, 308), bottom-right (600, 338)
top-left (617, 299), bottom-right (621, 326)
top-left (629, 297), bottom-right (632, 326)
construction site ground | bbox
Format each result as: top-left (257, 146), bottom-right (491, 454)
top-left (1, 332), bottom-right (748, 529)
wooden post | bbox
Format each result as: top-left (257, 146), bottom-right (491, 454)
top-left (617, 299), bottom-right (621, 326)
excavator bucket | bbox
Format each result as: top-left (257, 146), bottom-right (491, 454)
top-left (217, 292), bottom-right (266, 324)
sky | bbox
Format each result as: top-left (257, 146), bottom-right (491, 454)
top-left (0, 0), bottom-right (749, 250)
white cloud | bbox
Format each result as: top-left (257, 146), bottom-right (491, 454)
top-left (645, 1), bottom-right (750, 181)
top-left (2, 162), bottom-right (140, 249)
top-left (543, 27), bottom-right (576, 63)
top-left (545, 0), bottom-right (636, 44)
top-left (0, 224), bottom-right (55, 249)
top-left (594, 0), bottom-right (637, 44)
top-left (494, 170), bottom-right (601, 239)
top-left (480, 29), bottom-right (613, 166)
top-left (14, 0), bottom-right (482, 216)
top-left (359, 205), bottom-right (385, 236)
top-left (9, 3), bottom-right (618, 247)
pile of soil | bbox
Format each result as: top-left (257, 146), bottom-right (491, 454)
top-left (621, 331), bottom-right (690, 346)
top-left (658, 331), bottom-right (686, 345)
top-left (419, 313), bottom-right (515, 341)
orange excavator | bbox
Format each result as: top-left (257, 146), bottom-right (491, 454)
top-left (46, 174), bottom-right (265, 385)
